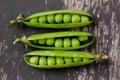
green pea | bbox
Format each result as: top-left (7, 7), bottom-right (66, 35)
top-left (32, 40), bottom-right (38, 43)
top-left (39, 16), bottom-right (47, 23)
top-left (39, 56), bottom-right (47, 65)
top-left (55, 39), bottom-right (63, 47)
top-left (64, 57), bottom-right (73, 63)
top-left (56, 57), bottom-right (64, 65)
top-left (81, 16), bottom-right (89, 22)
top-left (63, 38), bottom-right (71, 47)
top-left (47, 57), bottom-right (55, 65)
top-left (55, 14), bottom-right (63, 23)
top-left (30, 17), bottom-right (38, 23)
top-left (29, 56), bottom-right (39, 65)
top-left (38, 39), bottom-right (46, 45)
top-left (72, 14), bottom-right (80, 23)
top-left (71, 38), bottom-right (80, 47)
top-left (46, 38), bottom-right (55, 46)
top-left (73, 57), bottom-right (82, 63)
top-left (63, 14), bottom-right (71, 23)
top-left (47, 14), bottom-right (55, 23)
top-left (78, 36), bottom-right (88, 41)
top-left (83, 58), bottom-right (90, 62)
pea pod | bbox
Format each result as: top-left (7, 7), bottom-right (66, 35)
top-left (10, 10), bottom-right (94, 28)
top-left (24, 50), bottom-right (108, 69)
top-left (13, 31), bottom-right (95, 50)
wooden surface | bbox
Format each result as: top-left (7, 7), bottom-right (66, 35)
top-left (0, 0), bottom-right (120, 80)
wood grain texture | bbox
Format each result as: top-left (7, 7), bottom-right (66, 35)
top-left (63, 0), bottom-right (120, 80)
top-left (0, 0), bottom-right (120, 80)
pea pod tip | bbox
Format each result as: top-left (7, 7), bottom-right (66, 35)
top-left (13, 38), bottom-right (20, 45)
top-left (101, 54), bottom-right (108, 60)
top-left (95, 54), bottom-right (108, 61)
top-left (10, 14), bottom-right (24, 27)
top-left (13, 35), bottom-right (28, 44)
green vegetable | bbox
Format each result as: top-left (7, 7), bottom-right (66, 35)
top-left (55, 14), bottom-right (63, 23)
top-left (10, 10), bottom-right (94, 28)
top-left (78, 36), bottom-right (88, 41)
top-left (30, 17), bottom-right (38, 23)
top-left (39, 16), bottom-right (47, 23)
top-left (39, 56), bottom-right (47, 65)
top-left (13, 31), bottom-right (94, 50)
top-left (56, 57), bottom-right (64, 65)
top-left (24, 50), bottom-right (108, 69)
top-left (64, 57), bottom-right (73, 63)
top-left (29, 56), bottom-right (39, 65)
top-left (47, 57), bottom-right (55, 65)
top-left (46, 38), bottom-right (54, 46)
top-left (81, 16), bottom-right (89, 22)
top-left (71, 38), bottom-right (80, 47)
top-left (38, 39), bottom-right (46, 45)
top-left (32, 40), bottom-right (38, 43)
top-left (55, 39), bottom-right (63, 47)
top-left (63, 38), bottom-right (71, 47)
top-left (83, 58), bottom-right (90, 62)
top-left (63, 14), bottom-right (71, 23)
top-left (47, 14), bottom-right (55, 23)
top-left (72, 14), bottom-right (80, 23)
top-left (73, 57), bottom-right (82, 63)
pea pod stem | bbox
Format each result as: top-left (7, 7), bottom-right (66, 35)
top-left (13, 35), bottom-right (28, 45)
top-left (10, 14), bottom-right (24, 27)
top-left (13, 35), bottom-right (29, 50)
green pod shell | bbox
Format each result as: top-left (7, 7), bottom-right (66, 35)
top-left (13, 31), bottom-right (95, 50)
top-left (10, 10), bottom-right (94, 28)
top-left (24, 50), bottom-right (108, 69)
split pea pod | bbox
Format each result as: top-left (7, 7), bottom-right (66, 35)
top-left (13, 31), bottom-right (95, 50)
top-left (10, 10), bottom-right (94, 28)
top-left (24, 50), bottom-right (108, 69)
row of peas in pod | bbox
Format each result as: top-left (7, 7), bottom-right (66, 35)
top-left (13, 31), bottom-right (94, 50)
top-left (10, 10), bottom-right (94, 28)
top-left (32, 36), bottom-right (88, 47)
top-left (29, 56), bottom-right (90, 65)
top-left (30, 14), bottom-right (89, 24)
top-left (12, 10), bottom-right (108, 69)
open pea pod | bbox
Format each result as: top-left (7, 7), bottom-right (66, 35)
top-left (10, 10), bottom-right (94, 28)
top-left (13, 31), bottom-right (95, 50)
top-left (24, 50), bottom-right (108, 69)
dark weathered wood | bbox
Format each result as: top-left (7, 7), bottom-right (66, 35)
top-left (63, 0), bottom-right (120, 80)
top-left (0, 0), bottom-right (120, 80)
